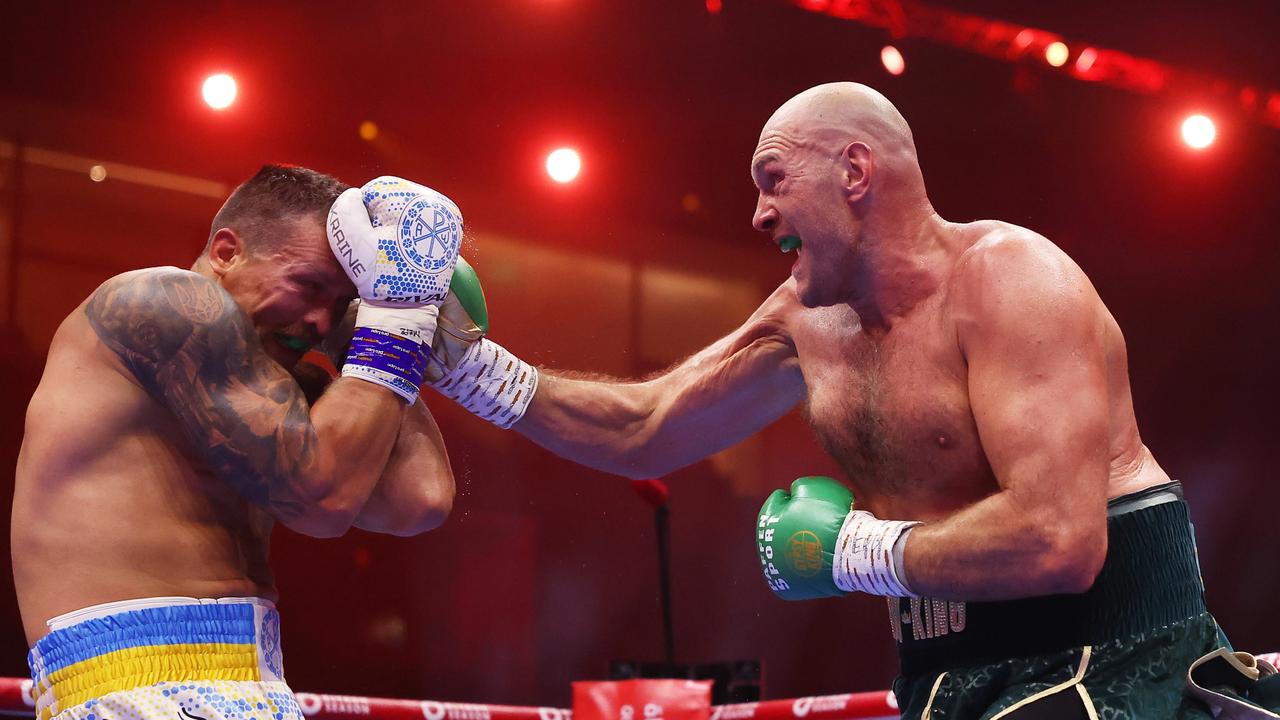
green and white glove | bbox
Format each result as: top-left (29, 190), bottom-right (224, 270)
top-left (757, 476), bottom-right (920, 600)
top-left (423, 257), bottom-right (538, 429)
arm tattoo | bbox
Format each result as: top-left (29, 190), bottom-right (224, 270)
top-left (85, 269), bottom-right (316, 521)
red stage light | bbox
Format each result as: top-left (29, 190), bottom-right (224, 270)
top-left (1074, 47), bottom-right (1098, 74)
top-left (1181, 114), bottom-right (1216, 149)
top-left (1013, 29), bottom-right (1035, 53)
top-left (202, 73), bottom-right (237, 110)
top-left (880, 45), bottom-right (905, 76)
top-left (706, 0), bottom-right (722, 14)
top-left (546, 148), bottom-right (581, 183)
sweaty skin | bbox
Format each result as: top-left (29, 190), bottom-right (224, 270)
top-left (12, 212), bottom-right (454, 645)
top-left (512, 83), bottom-right (1170, 602)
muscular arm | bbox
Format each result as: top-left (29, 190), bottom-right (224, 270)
top-left (85, 268), bottom-right (401, 538)
top-left (514, 284), bottom-right (807, 478)
top-left (354, 397), bottom-right (455, 536)
top-left (902, 237), bottom-right (1111, 600)
top-left (297, 303), bottom-right (455, 536)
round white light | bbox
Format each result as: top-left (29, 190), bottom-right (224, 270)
top-left (880, 45), bottom-right (905, 76)
top-left (1181, 115), bottom-right (1216, 149)
top-left (1045, 42), bottom-right (1069, 68)
top-left (546, 148), bottom-right (581, 183)
top-left (202, 73), bottom-right (237, 110)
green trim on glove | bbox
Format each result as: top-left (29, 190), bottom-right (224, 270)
top-left (450, 256), bottom-right (489, 334)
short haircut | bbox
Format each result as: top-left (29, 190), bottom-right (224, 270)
top-left (206, 164), bottom-right (350, 256)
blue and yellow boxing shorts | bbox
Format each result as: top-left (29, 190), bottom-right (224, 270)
top-left (27, 597), bottom-right (303, 720)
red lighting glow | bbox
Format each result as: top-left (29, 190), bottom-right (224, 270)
top-left (1013, 29), bottom-right (1035, 54)
top-left (1075, 47), bottom-right (1098, 74)
top-left (706, 0), bottom-right (722, 14)
top-left (202, 73), bottom-right (237, 110)
top-left (880, 45), bottom-right (905, 76)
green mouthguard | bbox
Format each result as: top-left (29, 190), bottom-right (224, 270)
top-left (274, 334), bottom-right (311, 352)
top-left (779, 235), bottom-right (802, 253)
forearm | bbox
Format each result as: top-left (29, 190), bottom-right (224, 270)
top-left (515, 332), bottom-right (804, 479)
top-left (901, 489), bottom-right (1107, 601)
top-left (354, 397), bottom-right (455, 536)
top-left (292, 378), bottom-right (404, 535)
top-left (514, 372), bottom-right (664, 478)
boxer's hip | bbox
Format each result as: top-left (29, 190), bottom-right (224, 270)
top-left (28, 597), bottom-right (295, 720)
top-left (892, 481), bottom-right (1207, 677)
top-left (893, 612), bottom-right (1227, 718)
top-left (890, 481), bottom-right (1226, 717)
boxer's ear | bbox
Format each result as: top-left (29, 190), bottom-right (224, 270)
top-left (840, 141), bottom-right (873, 205)
top-left (207, 228), bottom-right (247, 277)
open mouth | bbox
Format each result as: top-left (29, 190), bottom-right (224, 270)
top-left (778, 235), bottom-right (802, 253)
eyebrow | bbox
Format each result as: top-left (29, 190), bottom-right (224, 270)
top-left (752, 153), bottom-right (779, 175)
top-left (747, 153), bottom-right (778, 180)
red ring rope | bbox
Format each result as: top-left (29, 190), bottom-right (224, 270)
top-left (3, 655), bottom-right (1275, 720)
top-left (0, 677), bottom-right (900, 720)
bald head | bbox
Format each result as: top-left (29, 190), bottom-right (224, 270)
top-left (762, 82), bottom-right (918, 167)
top-left (754, 82), bottom-right (927, 207)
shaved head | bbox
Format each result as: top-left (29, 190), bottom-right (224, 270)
top-left (764, 83), bottom-right (912, 143)
top-left (754, 82), bottom-right (926, 202)
top-left (749, 83), bottom-right (938, 308)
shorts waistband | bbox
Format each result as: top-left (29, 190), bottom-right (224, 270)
top-left (29, 597), bottom-right (284, 720)
top-left (894, 486), bottom-right (1207, 677)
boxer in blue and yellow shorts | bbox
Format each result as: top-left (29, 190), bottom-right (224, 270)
top-left (14, 169), bottom-right (462, 720)
top-left (30, 599), bottom-right (300, 720)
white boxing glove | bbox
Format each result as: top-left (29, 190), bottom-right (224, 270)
top-left (326, 177), bottom-right (464, 403)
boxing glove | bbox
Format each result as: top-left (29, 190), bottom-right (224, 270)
top-left (757, 476), bottom-right (853, 601)
top-left (326, 177), bottom-right (463, 403)
top-left (422, 258), bottom-right (538, 429)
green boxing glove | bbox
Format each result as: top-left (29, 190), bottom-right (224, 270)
top-left (425, 255), bottom-right (490, 382)
top-left (424, 256), bottom-right (540, 429)
top-left (756, 476), bottom-right (853, 601)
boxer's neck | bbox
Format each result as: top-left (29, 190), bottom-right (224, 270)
top-left (842, 206), bottom-right (956, 333)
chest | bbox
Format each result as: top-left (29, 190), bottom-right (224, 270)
top-left (791, 303), bottom-right (993, 515)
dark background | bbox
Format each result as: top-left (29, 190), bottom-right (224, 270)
top-left (1, 0), bottom-right (1277, 707)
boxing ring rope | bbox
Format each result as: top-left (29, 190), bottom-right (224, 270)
top-left (0, 677), bottom-right (901, 720)
top-left (3, 654), bottom-right (1276, 720)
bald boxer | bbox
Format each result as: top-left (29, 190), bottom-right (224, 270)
top-left (13, 167), bottom-right (461, 720)
top-left (426, 85), bottom-right (1276, 717)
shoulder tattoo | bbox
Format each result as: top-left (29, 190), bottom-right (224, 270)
top-left (85, 269), bottom-right (315, 520)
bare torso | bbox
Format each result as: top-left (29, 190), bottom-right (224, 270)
top-left (13, 302), bottom-right (275, 645)
top-left (783, 221), bottom-right (1169, 520)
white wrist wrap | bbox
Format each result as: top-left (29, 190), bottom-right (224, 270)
top-left (833, 510), bottom-right (922, 598)
top-left (352, 302), bottom-right (439, 344)
top-left (430, 338), bottom-right (538, 429)
top-left (340, 303), bottom-right (438, 404)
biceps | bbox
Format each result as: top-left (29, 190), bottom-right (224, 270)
top-left (657, 333), bottom-right (804, 444)
top-left (162, 362), bottom-right (320, 516)
top-left (968, 338), bottom-right (1110, 492)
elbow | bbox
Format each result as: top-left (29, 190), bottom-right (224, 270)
top-left (376, 469), bottom-right (457, 537)
top-left (1035, 523), bottom-right (1107, 595)
top-left (390, 481), bottom-right (456, 536)
top-left (593, 382), bottom-right (679, 479)
top-left (282, 477), bottom-right (366, 539)
top-left (284, 506), bottom-right (358, 539)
